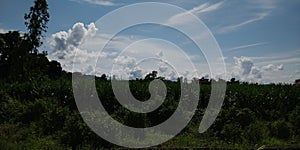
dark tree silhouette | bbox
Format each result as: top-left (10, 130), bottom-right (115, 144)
top-left (144, 70), bottom-right (158, 80)
top-left (0, 0), bottom-right (50, 81)
top-left (24, 0), bottom-right (49, 53)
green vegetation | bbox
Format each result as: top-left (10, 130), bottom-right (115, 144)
top-left (1, 75), bottom-right (299, 149)
top-left (0, 0), bottom-right (299, 149)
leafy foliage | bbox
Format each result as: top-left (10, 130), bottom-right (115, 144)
top-left (24, 0), bottom-right (49, 52)
top-left (1, 75), bottom-right (300, 149)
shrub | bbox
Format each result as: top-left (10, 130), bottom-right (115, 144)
top-left (269, 120), bottom-right (291, 140)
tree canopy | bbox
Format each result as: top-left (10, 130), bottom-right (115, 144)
top-left (24, 0), bottom-right (49, 53)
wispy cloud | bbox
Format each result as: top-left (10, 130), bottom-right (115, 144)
top-left (226, 42), bottom-right (268, 51)
top-left (250, 49), bottom-right (300, 65)
top-left (251, 0), bottom-right (277, 9)
top-left (213, 0), bottom-right (277, 34)
top-left (69, 0), bottom-right (119, 6)
top-left (193, 1), bottom-right (224, 14)
top-left (257, 57), bottom-right (300, 65)
top-left (217, 12), bottom-right (270, 34)
top-left (166, 1), bottom-right (224, 25)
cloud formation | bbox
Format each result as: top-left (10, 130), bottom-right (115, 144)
top-left (232, 56), bottom-right (284, 83)
top-left (226, 42), bottom-right (268, 51)
top-left (234, 56), bottom-right (253, 75)
top-left (48, 22), bottom-right (101, 74)
top-left (166, 1), bottom-right (224, 26)
top-left (51, 22), bottom-right (97, 59)
top-left (70, 0), bottom-right (119, 6)
top-left (217, 12), bottom-right (269, 34)
top-left (113, 56), bottom-right (136, 69)
top-left (215, 0), bottom-right (277, 34)
top-left (262, 64), bottom-right (284, 71)
top-left (47, 21), bottom-right (288, 84)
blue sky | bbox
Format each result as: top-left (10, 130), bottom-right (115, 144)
top-left (1, 0), bottom-right (299, 83)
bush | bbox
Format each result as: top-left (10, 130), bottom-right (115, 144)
top-left (243, 121), bottom-right (269, 144)
top-left (289, 106), bottom-right (300, 136)
top-left (220, 123), bottom-right (242, 143)
top-left (269, 120), bottom-right (291, 140)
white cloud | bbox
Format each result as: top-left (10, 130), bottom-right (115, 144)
top-left (277, 64), bottom-right (284, 70)
top-left (69, 0), bottom-right (119, 6)
top-left (166, 1), bottom-right (224, 26)
top-left (48, 22), bottom-right (145, 76)
top-left (228, 49), bottom-right (299, 84)
top-left (113, 55), bottom-right (136, 69)
top-left (251, 67), bottom-right (262, 79)
top-left (51, 22), bottom-right (98, 59)
top-left (262, 64), bottom-right (284, 71)
top-left (217, 12), bottom-right (269, 34)
top-left (129, 68), bottom-right (143, 79)
top-left (251, 49), bottom-right (300, 65)
top-left (226, 42), bottom-right (268, 51)
top-left (67, 23), bottom-right (88, 46)
top-left (232, 56), bottom-right (284, 83)
top-left (211, 0), bottom-right (277, 34)
top-left (49, 47), bottom-right (103, 73)
top-left (258, 57), bottom-right (300, 65)
top-left (191, 1), bottom-right (224, 14)
top-left (234, 56), bottom-right (253, 75)
top-left (49, 22), bottom-right (102, 74)
top-left (48, 22), bottom-right (210, 80)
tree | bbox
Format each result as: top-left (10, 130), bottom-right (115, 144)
top-left (24, 0), bottom-right (49, 53)
top-left (100, 74), bottom-right (107, 80)
top-left (47, 60), bottom-right (62, 79)
top-left (0, 31), bottom-right (29, 80)
top-left (0, 0), bottom-right (51, 81)
top-left (229, 78), bottom-right (239, 84)
top-left (144, 70), bottom-right (158, 81)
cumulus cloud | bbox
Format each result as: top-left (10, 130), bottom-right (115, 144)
top-left (111, 56), bottom-right (145, 79)
top-left (48, 22), bottom-right (101, 74)
top-left (157, 64), bottom-right (178, 80)
top-left (251, 67), bottom-right (262, 79)
top-left (51, 22), bottom-right (98, 59)
top-left (234, 56), bottom-right (253, 75)
top-left (113, 56), bottom-right (136, 69)
top-left (129, 68), bottom-right (143, 79)
top-left (232, 56), bottom-right (284, 83)
top-left (47, 22), bottom-right (206, 80)
top-left (262, 64), bottom-right (284, 71)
